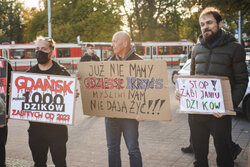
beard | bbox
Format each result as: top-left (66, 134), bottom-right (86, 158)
top-left (202, 26), bottom-right (221, 44)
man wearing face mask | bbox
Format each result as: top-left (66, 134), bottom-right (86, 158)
top-left (27, 36), bottom-right (70, 167)
top-left (176, 7), bottom-right (248, 167)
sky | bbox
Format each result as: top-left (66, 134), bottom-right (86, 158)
top-left (19, 0), bottom-right (39, 8)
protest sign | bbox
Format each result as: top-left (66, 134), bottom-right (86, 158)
top-left (78, 60), bottom-right (171, 121)
top-left (9, 72), bottom-right (76, 125)
top-left (0, 59), bottom-right (8, 125)
top-left (177, 75), bottom-right (235, 115)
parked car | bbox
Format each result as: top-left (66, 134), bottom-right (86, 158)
top-left (172, 57), bottom-right (250, 121)
top-left (171, 59), bottom-right (191, 84)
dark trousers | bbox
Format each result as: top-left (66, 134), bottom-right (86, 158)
top-left (188, 135), bottom-right (193, 150)
top-left (188, 114), bottom-right (233, 167)
top-left (188, 134), bottom-right (239, 154)
top-left (28, 123), bottom-right (68, 167)
top-left (0, 126), bottom-right (7, 167)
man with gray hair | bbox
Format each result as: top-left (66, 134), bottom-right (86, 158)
top-left (105, 31), bottom-right (143, 167)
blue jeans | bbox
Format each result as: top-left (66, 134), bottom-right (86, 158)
top-left (105, 118), bottom-right (142, 167)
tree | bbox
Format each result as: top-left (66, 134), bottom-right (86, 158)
top-left (179, 12), bottom-right (201, 42)
top-left (0, 0), bottom-right (26, 43)
top-left (180, 0), bottom-right (250, 40)
top-left (159, 5), bottom-right (182, 41)
top-left (122, 0), bottom-right (183, 41)
top-left (24, 0), bottom-right (123, 43)
top-left (123, 0), bottom-right (249, 42)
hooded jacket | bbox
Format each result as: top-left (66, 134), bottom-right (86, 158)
top-left (191, 29), bottom-right (248, 108)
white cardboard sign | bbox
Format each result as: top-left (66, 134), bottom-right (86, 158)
top-left (177, 77), bottom-right (226, 113)
top-left (9, 72), bottom-right (76, 125)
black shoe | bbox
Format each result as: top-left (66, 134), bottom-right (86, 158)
top-left (232, 145), bottom-right (242, 160)
top-left (181, 146), bottom-right (194, 153)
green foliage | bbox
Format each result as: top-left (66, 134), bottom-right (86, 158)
top-left (159, 6), bottom-right (182, 41)
top-left (179, 12), bottom-right (201, 42)
top-left (180, 0), bottom-right (250, 41)
top-left (1, 0), bottom-right (249, 43)
top-left (0, 0), bottom-right (25, 43)
top-left (124, 0), bottom-right (183, 41)
top-left (24, 0), bottom-right (123, 43)
top-left (124, 0), bottom-right (249, 42)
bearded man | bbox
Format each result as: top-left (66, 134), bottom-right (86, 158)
top-left (182, 7), bottom-right (248, 167)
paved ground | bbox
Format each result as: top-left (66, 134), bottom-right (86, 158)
top-left (5, 68), bottom-right (250, 167)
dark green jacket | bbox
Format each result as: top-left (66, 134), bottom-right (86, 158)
top-left (191, 29), bottom-right (248, 108)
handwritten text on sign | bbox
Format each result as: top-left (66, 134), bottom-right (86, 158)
top-left (78, 60), bottom-right (171, 121)
top-left (177, 78), bottom-right (225, 113)
top-left (9, 72), bottom-right (76, 125)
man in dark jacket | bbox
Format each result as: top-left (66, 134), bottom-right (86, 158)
top-left (77, 43), bottom-right (100, 84)
top-left (80, 43), bottom-right (100, 62)
top-left (27, 36), bottom-right (71, 167)
top-left (186, 7), bottom-right (248, 167)
top-left (0, 59), bottom-right (12, 167)
top-left (105, 31), bottom-right (143, 167)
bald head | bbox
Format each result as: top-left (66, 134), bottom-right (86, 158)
top-left (112, 31), bottom-right (131, 58)
top-left (113, 31), bottom-right (131, 45)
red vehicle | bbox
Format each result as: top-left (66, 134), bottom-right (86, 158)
top-left (0, 42), bottom-right (111, 71)
top-left (133, 41), bottom-right (194, 65)
top-left (0, 41), bottom-right (193, 71)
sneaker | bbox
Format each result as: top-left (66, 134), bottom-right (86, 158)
top-left (232, 145), bottom-right (242, 160)
top-left (181, 146), bottom-right (194, 153)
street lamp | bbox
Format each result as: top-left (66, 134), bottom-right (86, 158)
top-left (48, 0), bottom-right (51, 38)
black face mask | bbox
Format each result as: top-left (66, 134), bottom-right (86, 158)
top-left (36, 50), bottom-right (50, 64)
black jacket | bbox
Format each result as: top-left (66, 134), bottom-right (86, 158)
top-left (6, 60), bottom-right (12, 116)
top-left (80, 53), bottom-right (100, 62)
top-left (27, 61), bottom-right (70, 129)
top-left (191, 29), bottom-right (248, 108)
top-left (27, 60), bottom-right (70, 76)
